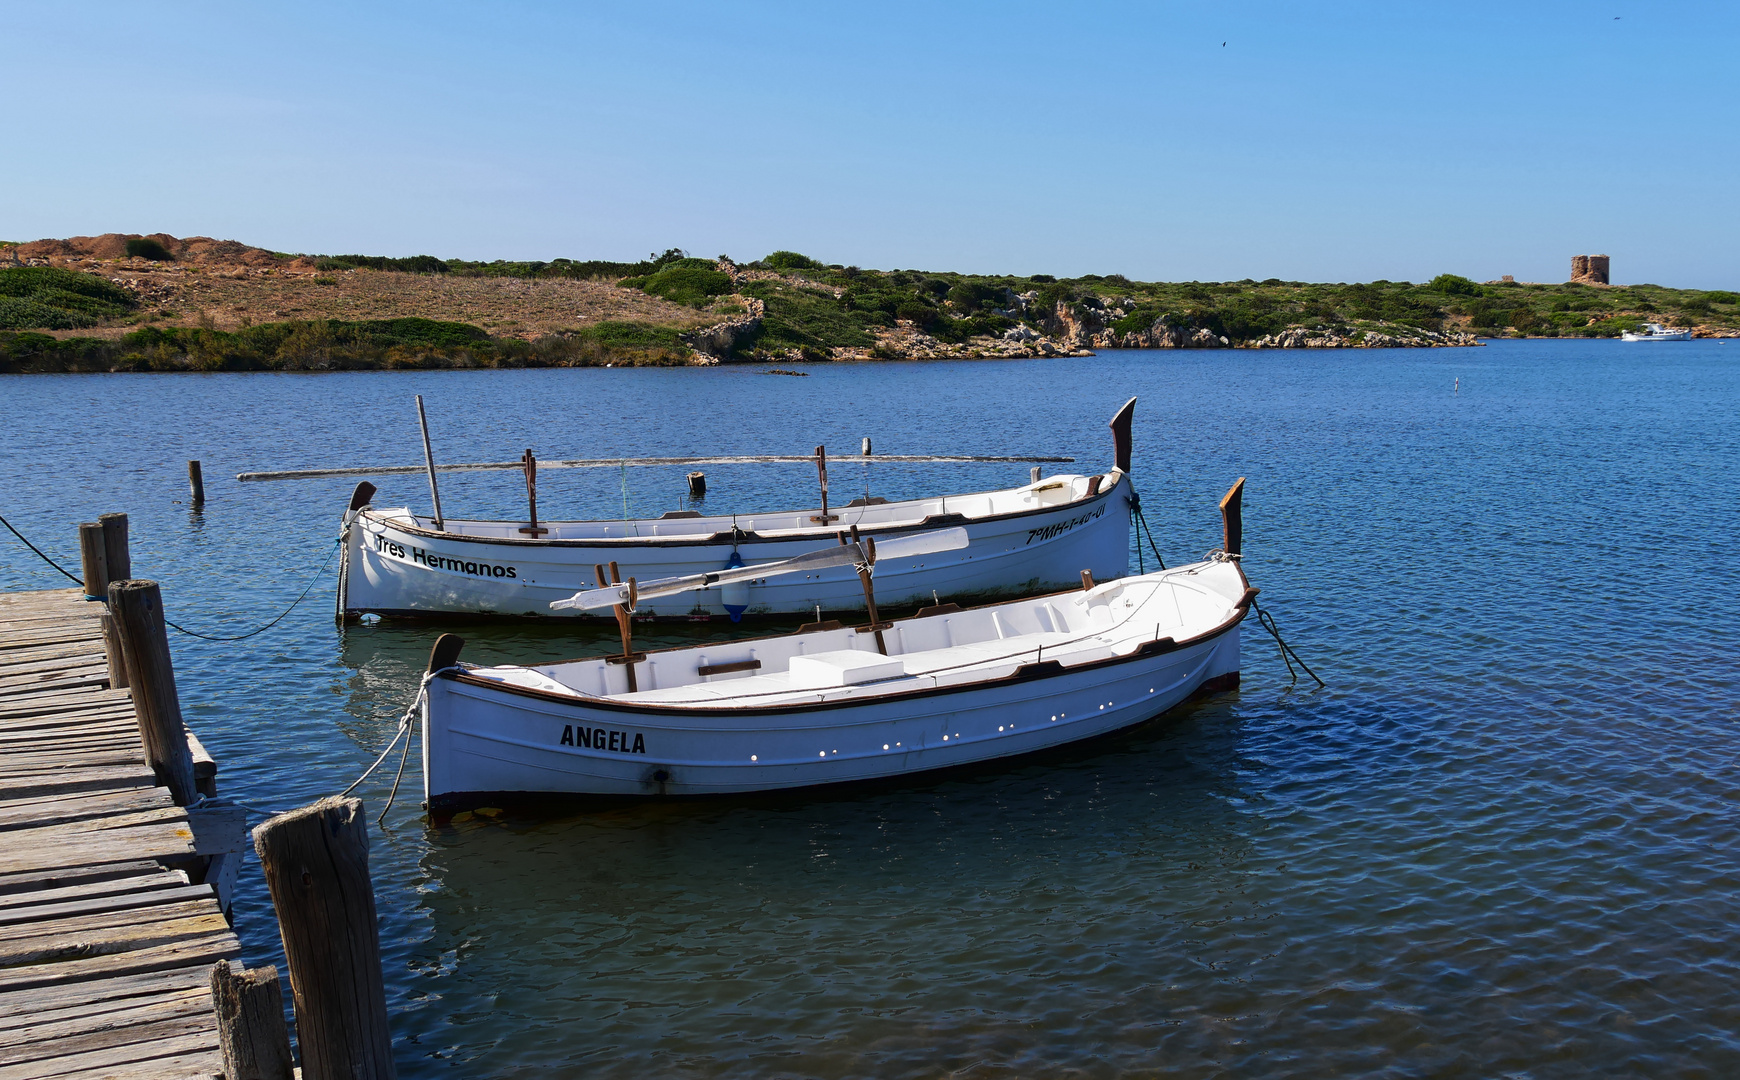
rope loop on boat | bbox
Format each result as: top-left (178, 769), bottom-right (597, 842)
top-left (340, 665), bottom-right (455, 797)
top-left (1251, 598), bottom-right (1324, 688)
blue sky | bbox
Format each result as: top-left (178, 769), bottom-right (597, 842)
top-left (9, 1), bottom-right (1737, 286)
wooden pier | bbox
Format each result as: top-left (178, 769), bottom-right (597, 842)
top-left (0, 587), bottom-right (247, 1080)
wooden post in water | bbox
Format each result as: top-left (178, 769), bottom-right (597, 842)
top-left (686, 471), bottom-right (706, 500)
top-left (106, 579), bottom-right (197, 806)
top-left (210, 961), bottom-right (295, 1080)
top-left (253, 797), bottom-right (396, 1080)
top-left (81, 521), bottom-right (129, 687)
top-left (99, 512), bottom-right (130, 580)
top-left (78, 522), bottom-right (108, 599)
top-left (188, 460), bottom-right (206, 508)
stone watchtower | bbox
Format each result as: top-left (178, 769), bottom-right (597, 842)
top-left (1571, 254), bottom-right (1610, 285)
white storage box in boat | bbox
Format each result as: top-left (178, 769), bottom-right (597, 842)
top-left (787, 651), bottom-right (906, 688)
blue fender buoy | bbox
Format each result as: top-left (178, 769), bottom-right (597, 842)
top-left (721, 550), bottom-right (749, 622)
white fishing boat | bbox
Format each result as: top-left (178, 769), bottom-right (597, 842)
top-left (419, 483), bottom-right (1253, 806)
top-left (338, 400), bottom-right (1141, 621)
top-left (1621, 323), bottom-right (1693, 342)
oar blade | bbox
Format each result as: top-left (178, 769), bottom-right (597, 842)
top-left (872, 526), bottom-right (970, 562)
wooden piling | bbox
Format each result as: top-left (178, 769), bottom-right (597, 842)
top-left (686, 471), bottom-right (706, 500)
top-left (100, 606), bottom-right (130, 689)
top-left (210, 962), bottom-right (296, 1080)
top-left (253, 797), bottom-right (396, 1080)
top-left (99, 512), bottom-right (130, 581)
top-left (78, 521), bottom-right (108, 599)
top-left (106, 578), bottom-right (198, 806)
top-left (189, 460), bottom-right (206, 507)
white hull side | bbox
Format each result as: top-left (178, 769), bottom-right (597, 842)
top-left (342, 476), bottom-right (1132, 619)
top-left (422, 626), bottom-right (1238, 802)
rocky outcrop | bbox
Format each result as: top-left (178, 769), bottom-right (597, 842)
top-left (1104, 318), bottom-right (1227, 349)
top-left (8, 233), bottom-right (314, 270)
top-left (1245, 326), bottom-right (1481, 348)
top-left (680, 296), bottom-right (765, 364)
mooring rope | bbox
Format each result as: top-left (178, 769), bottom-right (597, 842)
top-left (1126, 492), bottom-right (1166, 572)
top-left (1251, 598), bottom-right (1325, 688)
top-left (163, 537), bottom-right (342, 642)
top-left (0, 512), bottom-right (87, 586)
top-left (338, 666), bottom-right (461, 820)
top-left (0, 511), bottom-right (340, 641)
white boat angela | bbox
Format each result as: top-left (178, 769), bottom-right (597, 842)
top-left (419, 483), bottom-right (1253, 806)
top-left (1621, 323), bottom-right (1693, 342)
top-left (338, 401), bottom-right (1140, 621)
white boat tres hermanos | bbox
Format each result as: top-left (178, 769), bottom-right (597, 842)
top-left (338, 400), bottom-right (1141, 621)
top-left (418, 484), bottom-right (1253, 807)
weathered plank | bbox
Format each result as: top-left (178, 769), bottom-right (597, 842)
top-left (0, 961), bottom-right (217, 1011)
top-left (0, 883), bottom-right (218, 928)
top-left (0, 860), bottom-right (178, 898)
top-left (0, 930), bottom-right (241, 993)
top-left (0, 1026), bottom-right (224, 1080)
top-left (0, 786), bottom-right (174, 832)
top-left (0, 764), bottom-right (158, 801)
top-left (0, 984), bottom-right (208, 1043)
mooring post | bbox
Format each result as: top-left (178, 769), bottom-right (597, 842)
top-left (686, 471), bottom-right (706, 500)
top-left (253, 797), bottom-right (396, 1080)
top-left (210, 961), bottom-right (295, 1080)
top-left (99, 608), bottom-right (130, 690)
top-left (78, 522), bottom-right (108, 600)
top-left (99, 512), bottom-right (130, 581)
top-left (106, 579), bottom-right (197, 806)
top-left (189, 460), bottom-right (206, 508)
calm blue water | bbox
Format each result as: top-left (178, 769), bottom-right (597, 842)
top-left (4, 341), bottom-right (1738, 1077)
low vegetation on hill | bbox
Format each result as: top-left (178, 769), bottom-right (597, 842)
top-left (0, 317), bottom-right (690, 373)
top-left (0, 267), bottom-right (138, 330)
top-left (4, 234), bottom-right (1737, 373)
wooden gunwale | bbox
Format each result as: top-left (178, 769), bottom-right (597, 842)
top-left (365, 470), bottom-right (1125, 550)
top-left (445, 578), bottom-right (1254, 717)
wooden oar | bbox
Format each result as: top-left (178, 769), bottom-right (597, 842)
top-left (550, 527), bottom-right (970, 612)
top-left (235, 454), bottom-right (1073, 482)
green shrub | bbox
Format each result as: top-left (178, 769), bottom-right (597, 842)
top-left (634, 264), bottom-right (734, 307)
top-left (1428, 274), bottom-right (1482, 297)
top-left (125, 238), bottom-right (174, 261)
top-left (573, 321), bottom-right (683, 349)
top-left (315, 254), bottom-right (449, 274)
top-left (0, 267), bottom-right (136, 329)
top-left (1703, 291), bottom-right (1740, 305)
top-left (763, 251), bottom-right (824, 272)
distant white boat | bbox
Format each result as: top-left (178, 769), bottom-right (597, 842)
top-left (1621, 323), bottom-right (1693, 342)
top-left (419, 516), bottom-right (1254, 806)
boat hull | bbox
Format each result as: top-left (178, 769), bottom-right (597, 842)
top-left (422, 618), bottom-right (1239, 805)
top-left (341, 474), bottom-right (1132, 620)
